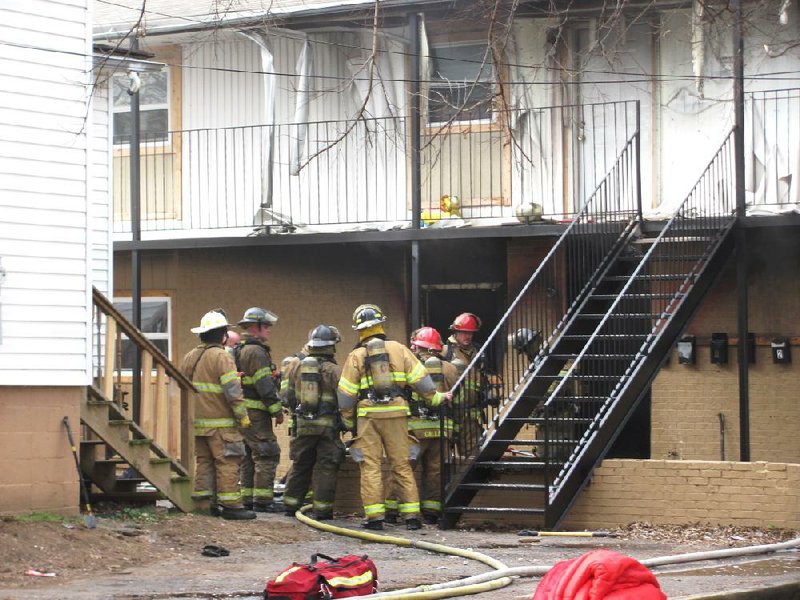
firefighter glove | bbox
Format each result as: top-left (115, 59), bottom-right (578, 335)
top-left (239, 414), bottom-right (252, 429)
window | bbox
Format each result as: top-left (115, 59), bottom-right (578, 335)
top-left (112, 70), bottom-right (169, 144)
top-left (427, 42), bottom-right (495, 125)
top-left (113, 297), bottom-right (171, 370)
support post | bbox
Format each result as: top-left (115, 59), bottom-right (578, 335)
top-left (130, 37), bottom-right (142, 424)
top-left (732, 0), bottom-right (749, 461)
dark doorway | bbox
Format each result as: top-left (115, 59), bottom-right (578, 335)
top-left (422, 284), bottom-right (503, 347)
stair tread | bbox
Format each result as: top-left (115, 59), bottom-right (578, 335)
top-left (576, 313), bottom-right (663, 318)
top-left (590, 293), bottom-right (682, 300)
top-left (444, 506), bottom-right (545, 514)
top-left (490, 438), bottom-right (577, 445)
top-left (605, 274), bottom-right (693, 281)
top-left (504, 417), bottom-right (594, 424)
top-left (549, 353), bottom-right (638, 360)
top-left (459, 482), bottom-right (547, 491)
top-left (477, 460), bottom-right (549, 467)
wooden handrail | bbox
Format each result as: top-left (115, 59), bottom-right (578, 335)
top-left (92, 286), bottom-right (193, 390)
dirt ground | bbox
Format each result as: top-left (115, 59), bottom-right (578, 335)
top-left (0, 509), bottom-right (798, 599)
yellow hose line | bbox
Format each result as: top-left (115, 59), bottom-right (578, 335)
top-left (295, 507), bottom-right (514, 599)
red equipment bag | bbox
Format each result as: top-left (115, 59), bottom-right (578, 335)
top-left (265, 553), bottom-right (378, 600)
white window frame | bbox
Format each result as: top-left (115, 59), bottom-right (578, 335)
top-left (427, 41), bottom-right (496, 127)
top-left (112, 70), bottom-right (170, 148)
top-left (113, 296), bottom-right (172, 372)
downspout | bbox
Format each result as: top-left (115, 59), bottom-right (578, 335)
top-left (732, 0), bottom-right (750, 461)
top-left (409, 13), bottom-right (422, 331)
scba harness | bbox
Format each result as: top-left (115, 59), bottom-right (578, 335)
top-left (361, 338), bottom-right (406, 404)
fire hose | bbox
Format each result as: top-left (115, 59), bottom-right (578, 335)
top-left (295, 507), bottom-right (800, 600)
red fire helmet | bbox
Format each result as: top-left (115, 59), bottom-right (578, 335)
top-left (411, 326), bottom-right (443, 351)
top-left (449, 312), bottom-right (482, 332)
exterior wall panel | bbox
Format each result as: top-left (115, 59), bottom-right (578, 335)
top-left (0, 0), bottom-right (92, 386)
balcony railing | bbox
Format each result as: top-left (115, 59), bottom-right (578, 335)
top-left (113, 100), bottom-right (640, 236)
top-left (745, 88), bottom-right (800, 212)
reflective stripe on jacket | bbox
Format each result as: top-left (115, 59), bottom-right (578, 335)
top-left (180, 343), bottom-right (245, 435)
top-left (337, 337), bottom-right (443, 423)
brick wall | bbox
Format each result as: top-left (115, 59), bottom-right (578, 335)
top-left (563, 459), bottom-right (800, 530)
top-left (651, 229), bottom-right (800, 464)
top-left (0, 387), bottom-right (82, 516)
top-left (115, 245), bottom-right (409, 380)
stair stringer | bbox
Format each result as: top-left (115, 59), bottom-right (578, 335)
top-left (545, 225), bottom-right (736, 528)
top-left (441, 219), bottom-right (642, 519)
top-left (80, 385), bottom-right (194, 512)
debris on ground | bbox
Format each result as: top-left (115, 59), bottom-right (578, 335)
top-left (613, 522), bottom-right (797, 547)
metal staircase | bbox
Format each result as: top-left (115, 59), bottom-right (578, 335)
top-left (82, 288), bottom-right (196, 512)
top-left (442, 131), bottom-right (737, 529)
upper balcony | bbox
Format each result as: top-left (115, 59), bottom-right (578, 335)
top-left (111, 100), bottom-right (642, 242)
top-left (111, 88), bottom-right (800, 245)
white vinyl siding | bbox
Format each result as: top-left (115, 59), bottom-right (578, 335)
top-left (91, 80), bottom-right (113, 298)
top-left (0, 0), bottom-right (93, 386)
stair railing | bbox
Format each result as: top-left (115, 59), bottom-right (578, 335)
top-left (542, 130), bottom-right (737, 523)
top-left (443, 125), bottom-right (641, 491)
top-left (91, 287), bottom-right (195, 470)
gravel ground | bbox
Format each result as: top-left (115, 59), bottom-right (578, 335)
top-left (0, 512), bottom-right (798, 599)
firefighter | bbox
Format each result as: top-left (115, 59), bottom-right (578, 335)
top-left (280, 325), bottom-right (345, 520)
top-left (180, 310), bottom-right (255, 520)
top-left (234, 307), bottom-right (284, 512)
top-left (442, 312), bottom-right (484, 456)
top-left (386, 327), bottom-right (457, 525)
top-left (337, 304), bottom-right (452, 531)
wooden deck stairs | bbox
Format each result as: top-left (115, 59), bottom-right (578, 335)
top-left (84, 288), bottom-right (196, 512)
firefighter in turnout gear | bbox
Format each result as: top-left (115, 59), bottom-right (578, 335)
top-left (386, 327), bottom-right (457, 525)
top-left (280, 325), bottom-right (345, 520)
top-left (442, 312), bottom-right (485, 456)
top-left (337, 305), bottom-right (452, 531)
top-left (180, 311), bottom-right (255, 520)
top-left (235, 307), bottom-right (284, 512)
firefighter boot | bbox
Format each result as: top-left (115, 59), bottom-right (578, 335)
top-left (406, 518), bottom-right (422, 531)
top-left (220, 506), bottom-right (257, 520)
top-left (362, 520), bottom-right (384, 531)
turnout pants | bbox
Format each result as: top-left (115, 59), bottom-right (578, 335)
top-left (387, 436), bottom-right (443, 519)
top-left (283, 430), bottom-right (345, 517)
top-left (240, 409), bottom-right (280, 506)
top-left (353, 416), bottom-right (420, 523)
top-left (193, 429), bottom-right (246, 509)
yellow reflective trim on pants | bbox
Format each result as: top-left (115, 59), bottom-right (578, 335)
top-left (357, 405), bottom-right (410, 417)
top-left (251, 488), bottom-right (273, 499)
top-left (399, 502), bottom-right (420, 514)
top-left (192, 490), bottom-right (212, 498)
top-left (217, 491), bottom-right (242, 502)
top-left (422, 500), bottom-right (441, 511)
top-left (241, 487), bottom-right (254, 495)
top-left (243, 398), bottom-right (267, 410)
top-left (385, 499), bottom-right (398, 510)
top-left (364, 503), bottom-right (384, 516)
top-left (283, 495), bottom-right (301, 508)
